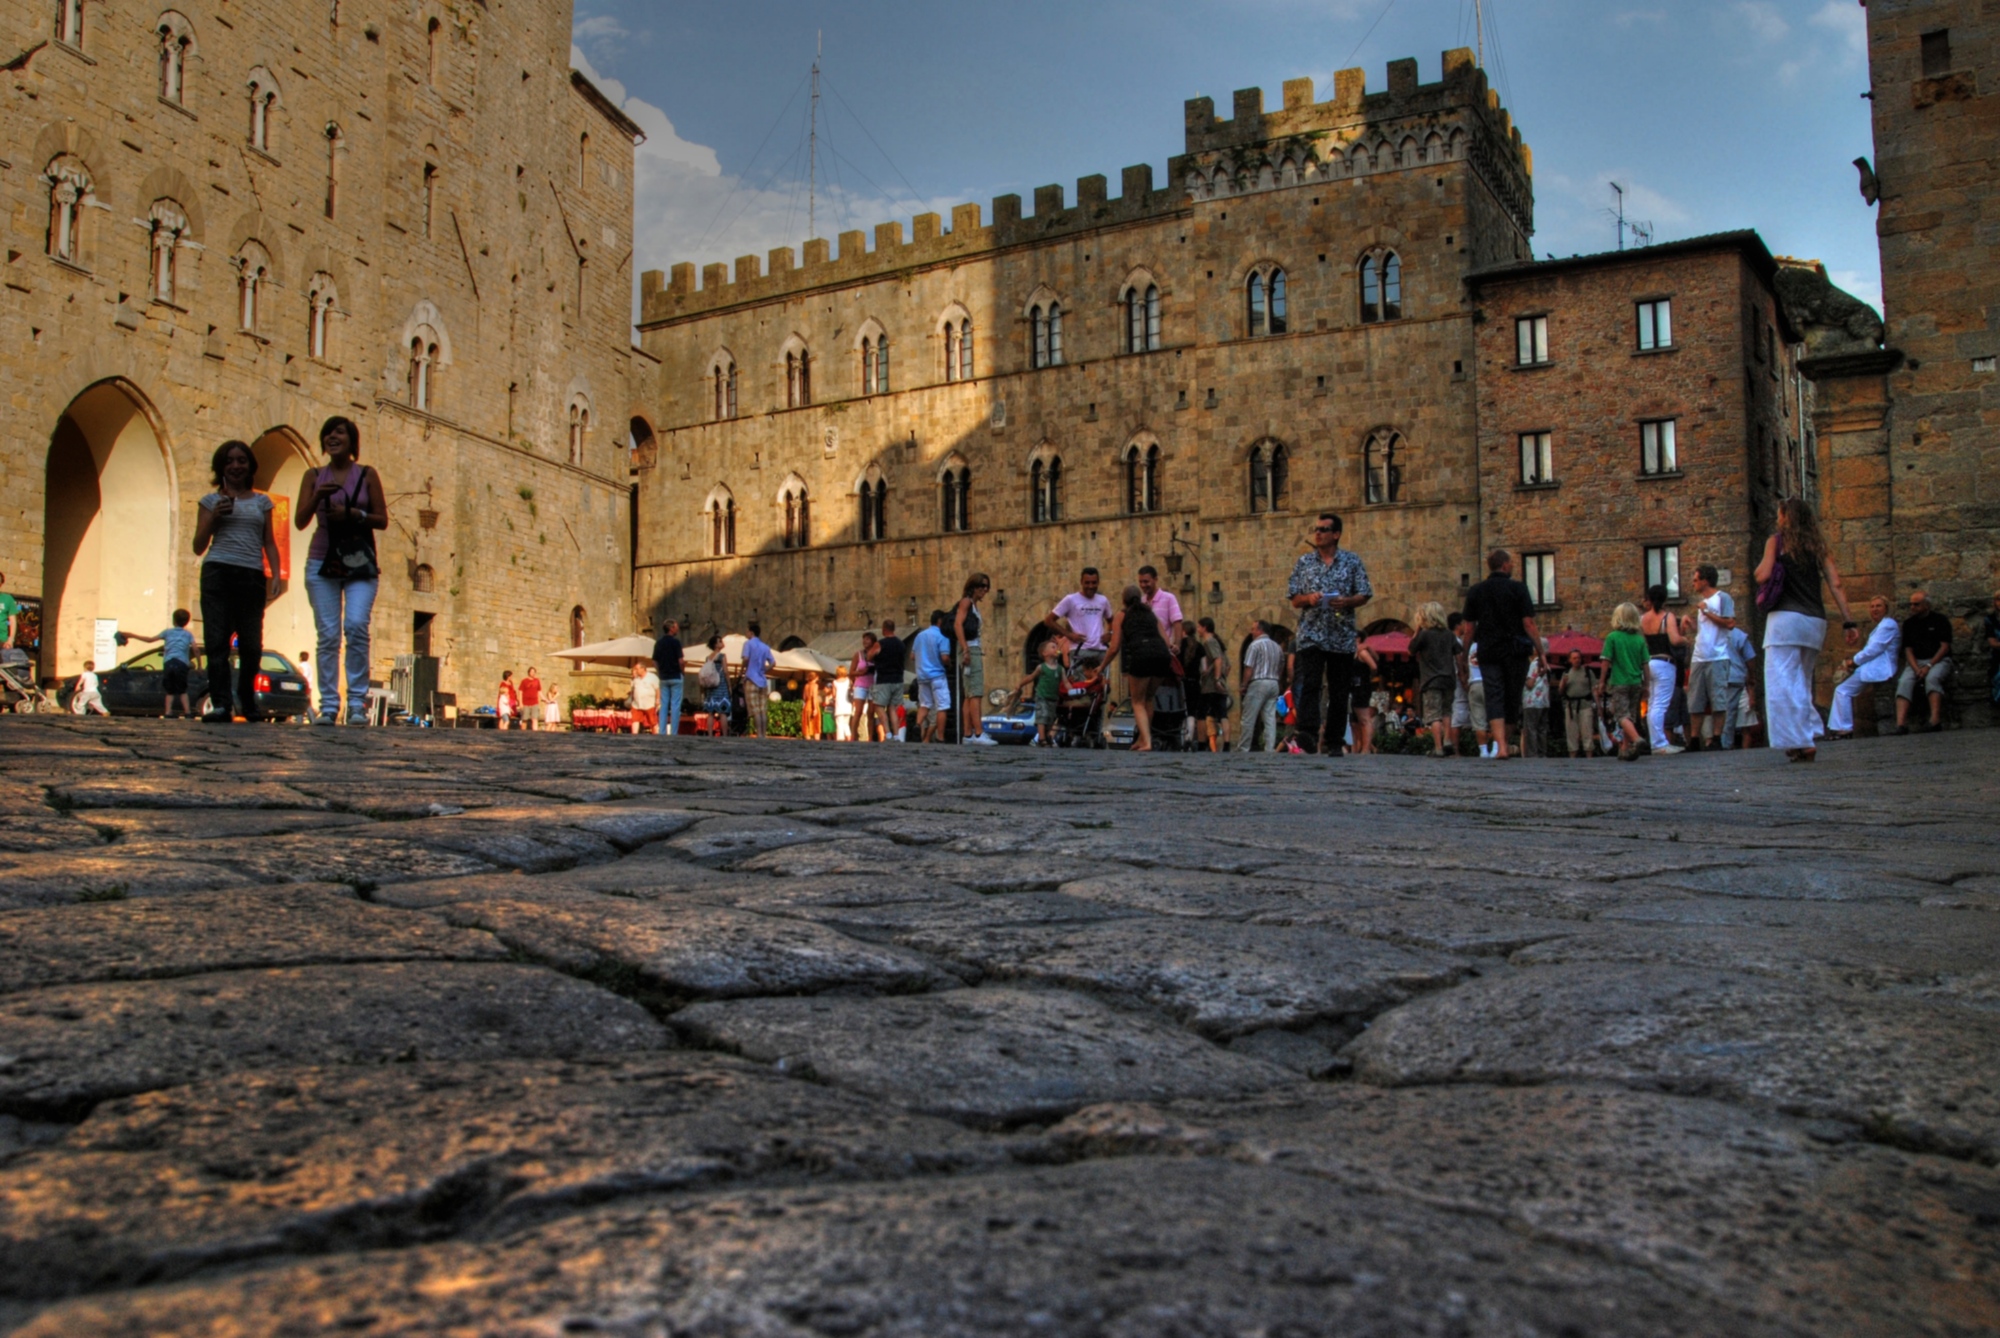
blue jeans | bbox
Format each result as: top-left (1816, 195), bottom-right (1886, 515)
top-left (305, 571), bottom-right (377, 718)
top-left (657, 678), bottom-right (684, 735)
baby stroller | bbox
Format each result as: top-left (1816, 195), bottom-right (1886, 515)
top-left (0, 649), bottom-right (57, 714)
top-left (1149, 676), bottom-right (1190, 752)
top-left (1053, 660), bottom-right (1108, 748)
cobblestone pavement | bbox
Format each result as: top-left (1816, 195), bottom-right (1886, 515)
top-left (1, 717), bottom-right (1996, 1337)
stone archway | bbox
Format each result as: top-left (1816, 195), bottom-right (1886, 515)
top-left (252, 427), bottom-right (315, 667)
top-left (41, 381), bottom-right (175, 678)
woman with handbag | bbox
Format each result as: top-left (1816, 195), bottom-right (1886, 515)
top-left (192, 440), bottom-right (283, 723)
top-left (1103, 584), bottom-right (1174, 751)
top-left (1755, 496), bottom-right (1858, 762)
top-left (294, 415), bottom-right (387, 726)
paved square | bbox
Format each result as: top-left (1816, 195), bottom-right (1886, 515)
top-left (1, 718), bottom-right (1995, 1336)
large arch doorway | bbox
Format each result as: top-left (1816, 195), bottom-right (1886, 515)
top-left (252, 428), bottom-right (315, 669)
top-left (42, 382), bottom-right (175, 678)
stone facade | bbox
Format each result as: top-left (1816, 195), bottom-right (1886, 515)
top-left (1469, 234), bottom-right (1808, 640)
top-left (633, 52), bottom-right (1533, 674)
top-left (3, 0), bottom-right (643, 703)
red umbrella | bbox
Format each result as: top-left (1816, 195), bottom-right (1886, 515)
top-left (1363, 630), bottom-right (1411, 657)
top-left (1544, 630), bottom-right (1604, 661)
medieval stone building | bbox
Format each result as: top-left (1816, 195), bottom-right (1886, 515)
top-left (633, 51), bottom-right (1535, 671)
top-left (3, 0), bottom-right (645, 698)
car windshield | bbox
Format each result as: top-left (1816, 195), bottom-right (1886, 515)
top-left (117, 649), bottom-right (164, 672)
top-left (260, 652), bottom-right (292, 673)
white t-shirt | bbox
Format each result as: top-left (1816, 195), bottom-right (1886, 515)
top-left (1692, 590), bottom-right (1734, 663)
top-left (833, 679), bottom-right (852, 714)
top-left (630, 670), bottom-right (661, 710)
top-left (199, 491), bottom-right (275, 572)
top-left (76, 671), bottom-right (100, 694)
top-left (1051, 592), bottom-right (1112, 650)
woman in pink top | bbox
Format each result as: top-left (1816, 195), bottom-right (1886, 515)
top-left (851, 635), bottom-right (878, 741)
top-left (294, 416), bottom-right (387, 725)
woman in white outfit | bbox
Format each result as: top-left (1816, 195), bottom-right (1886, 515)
top-left (1640, 584), bottom-right (1684, 754)
top-left (1826, 596), bottom-right (1899, 737)
top-left (1755, 496), bottom-right (1858, 762)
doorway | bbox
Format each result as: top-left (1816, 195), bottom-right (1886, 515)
top-left (41, 381), bottom-right (175, 678)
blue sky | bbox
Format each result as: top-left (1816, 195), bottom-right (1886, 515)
top-left (573, 0), bottom-right (1882, 317)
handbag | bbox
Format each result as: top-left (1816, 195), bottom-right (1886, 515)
top-left (1755, 538), bottom-right (1786, 613)
top-left (317, 468), bottom-right (379, 583)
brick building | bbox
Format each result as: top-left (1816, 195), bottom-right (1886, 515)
top-left (1468, 233), bottom-right (1808, 638)
top-left (3, 0), bottom-right (645, 701)
top-left (632, 52), bottom-right (1535, 670)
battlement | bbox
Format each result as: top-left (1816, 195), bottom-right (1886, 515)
top-left (637, 50), bottom-right (1531, 327)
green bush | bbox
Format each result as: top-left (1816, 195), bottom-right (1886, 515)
top-left (766, 700), bottom-right (803, 737)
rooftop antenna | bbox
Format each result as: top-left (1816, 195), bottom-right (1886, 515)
top-left (1475, 0), bottom-right (1484, 69)
top-left (807, 31), bottom-right (821, 240)
top-left (1608, 181), bottom-right (1653, 250)
top-left (1610, 181), bottom-right (1625, 250)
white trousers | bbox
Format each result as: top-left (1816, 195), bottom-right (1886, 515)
top-left (1827, 673), bottom-right (1887, 733)
top-left (70, 689), bottom-right (107, 716)
top-left (1647, 659), bottom-right (1676, 749)
top-left (1764, 643), bottom-right (1825, 750)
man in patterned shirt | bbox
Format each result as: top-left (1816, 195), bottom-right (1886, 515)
top-left (1286, 512), bottom-right (1372, 755)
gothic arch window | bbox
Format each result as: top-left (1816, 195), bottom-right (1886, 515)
top-left (1248, 439), bottom-right (1289, 513)
top-left (705, 487), bottom-right (737, 557)
top-left (1247, 265), bottom-right (1287, 337)
top-left (569, 605), bottom-right (586, 647)
top-left (858, 326), bottom-right (890, 395)
top-left (323, 123), bottom-right (344, 219)
top-left (1360, 251), bottom-right (1402, 323)
top-left (779, 476), bottom-right (810, 549)
top-left (246, 68), bottom-right (281, 152)
top-left (1030, 448), bottom-right (1063, 524)
top-left (408, 326), bottom-right (441, 410)
top-left (939, 458), bottom-right (971, 533)
top-left (157, 12), bottom-right (194, 106)
top-left (1029, 301), bottom-right (1064, 369)
top-left (234, 240), bottom-right (271, 333)
top-left (785, 344), bottom-right (812, 408)
top-left (422, 160), bottom-right (439, 239)
top-left (426, 16), bottom-right (442, 87)
top-left (709, 354), bottom-right (739, 421)
top-left (307, 273), bottom-right (338, 360)
top-left (942, 313), bottom-right (973, 381)
top-left (45, 155), bottom-right (92, 264)
top-left (57, 0), bottom-right (84, 47)
top-left (1124, 282), bottom-right (1161, 353)
top-left (856, 465), bottom-right (888, 542)
top-left (147, 199), bottom-right (189, 302)
top-left (567, 396), bottom-right (591, 465)
top-left (1124, 440), bottom-right (1161, 514)
top-left (578, 132), bottom-right (590, 190)
top-left (1364, 428), bottom-right (1405, 504)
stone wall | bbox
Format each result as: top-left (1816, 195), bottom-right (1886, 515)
top-left (2, 0), bottom-right (642, 705)
top-left (633, 53), bottom-right (1532, 670)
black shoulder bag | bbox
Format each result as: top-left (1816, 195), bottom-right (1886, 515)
top-left (318, 468), bottom-right (379, 583)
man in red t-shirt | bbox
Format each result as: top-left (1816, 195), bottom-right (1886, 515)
top-left (519, 668), bottom-right (543, 731)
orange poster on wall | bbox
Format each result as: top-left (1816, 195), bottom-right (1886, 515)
top-left (261, 492), bottom-right (290, 580)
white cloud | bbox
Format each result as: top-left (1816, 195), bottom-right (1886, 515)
top-left (1808, 0), bottom-right (1868, 63)
top-left (1829, 267), bottom-right (1883, 318)
top-left (1732, 1), bottom-right (1790, 43)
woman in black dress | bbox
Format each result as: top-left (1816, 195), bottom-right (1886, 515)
top-left (1104, 584), bottom-right (1174, 751)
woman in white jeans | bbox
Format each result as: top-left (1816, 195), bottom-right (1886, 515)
top-left (294, 416), bottom-right (387, 725)
top-left (1755, 496), bottom-right (1858, 762)
top-left (1640, 584), bottom-right (1684, 754)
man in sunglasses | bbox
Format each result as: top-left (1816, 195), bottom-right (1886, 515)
top-left (1285, 513), bottom-right (1372, 755)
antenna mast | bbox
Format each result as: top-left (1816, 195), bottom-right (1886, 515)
top-left (1610, 180), bottom-right (1626, 251)
top-left (1475, 0), bottom-right (1484, 69)
top-left (808, 32), bottom-right (821, 240)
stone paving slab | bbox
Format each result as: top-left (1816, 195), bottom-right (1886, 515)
top-left (0, 963), bottom-right (668, 1120)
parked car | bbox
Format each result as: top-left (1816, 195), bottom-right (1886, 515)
top-left (62, 646), bottom-right (314, 719)
top-left (980, 699), bottom-right (1039, 745)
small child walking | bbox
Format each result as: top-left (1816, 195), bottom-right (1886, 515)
top-left (127, 609), bottom-right (196, 717)
top-left (70, 661), bottom-right (109, 716)
top-left (1015, 640), bottom-right (1065, 746)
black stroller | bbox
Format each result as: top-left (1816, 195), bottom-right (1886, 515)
top-left (1149, 676), bottom-right (1190, 751)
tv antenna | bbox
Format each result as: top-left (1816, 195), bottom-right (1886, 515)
top-left (807, 32), bottom-right (821, 240)
top-left (1609, 181), bottom-right (1653, 250)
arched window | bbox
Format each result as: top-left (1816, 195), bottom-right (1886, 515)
top-left (1031, 453), bottom-right (1063, 524)
top-left (1125, 284), bottom-right (1161, 353)
top-left (323, 123), bottom-right (344, 219)
top-left (408, 330), bottom-right (439, 410)
top-left (1364, 429), bottom-right (1405, 504)
top-left (426, 16), bottom-right (442, 87)
top-left (786, 347), bottom-right (811, 408)
top-left (860, 333), bottom-right (889, 395)
top-left (569, 605), bottom-right (586, 647)
top-left (1247, 266), bottom-right (1287, 337)
top-left (157, 13), bottom-right (194, 106)
top-left (235, 241), bottom-right (271, 333)
top-left (943, 317), bottom-right (974, 382)
top-left (1124, 442), bottom-right (1161, 514)
top-left (710, 357), bottom-right (737, 421)
top-left (246, 69), bottom-right (281, 152)
top-left (147, 199), bottom-right (189, 302)
top-left (57, 0), bottom-right (84, 46)
top-left (422, 161), bottom-right (438, 239)
top-left (706, 488), bottom-right (737, 557)
top-left (857, 468), bottom-right (888, 542)
top-left (780, 478), bottom-right (811, 549)
top-left (1361, 251), bottom-right (1402, 323)
top-left (940, 462), bottom-right (971, 533)
top-left (578, 132), bottom-right (590, 189)
top-left (307, 273), bottom-right (338, 360)
top-left (567, 398), bottom-right (591, 465)
top-left (45, 155), bottom-right (91, 264)
top-left (1030, 302), bottom-right (1064, 369)
top-left (1248, 439), bottom-right (1289, 513)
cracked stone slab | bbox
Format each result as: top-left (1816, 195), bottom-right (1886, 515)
top-left (663, 813), bottom-right (859, 862)
top-left (1247, 897), bottom-right (1579, 956)
top-left (1057, 868), bottom-right (1328, 921)
top-left (0, 963), bottom-right (668, 1120)
top-left (674, 987), bottom-right (1298, 1125)
top-left (433, 891), bottom-right (955, 999)
top-left (341, 816), bottom-right (621, 873)
top-left (0, 854), bottom-right (256, 910)
top-left (70, 809), bottom-right (375, 842)
top-left (1641, 863), bottom-right (1953, 903)
top-left (366, 854), bottom-right (739, 910)
top-left (1346, 963), bottom-right (2000, 1162)
top-left (735, 836), bottom-right (1072, 893)
top-left (0, 1054), bottom-right (1017, 1301)
top-left (0, 885), bottom-right (505, 995)
top-left (1052, 1088), bottom-right (2000, 1338)
top-left (894, 918), bottom-right (1470, 1039)
top-left (48, 779), bottom-right (325, 811)
top-left (12, 1159), bottom-right (1799, 1338)
top-left (771, 890), bottom-right (1135, 939)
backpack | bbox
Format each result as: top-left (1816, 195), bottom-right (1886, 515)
top-left (697, 655), bottom-right (723, 690)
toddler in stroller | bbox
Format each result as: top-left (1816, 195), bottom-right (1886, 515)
top-left (1054, 655), bottom-right (1108, 748)
top-left (0, 648), bottom-right (56, 714)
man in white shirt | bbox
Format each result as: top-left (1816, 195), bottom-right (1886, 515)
top-left (1047, 567), bottom-right (1112, 663)
top-left (1237, 620), bottom-right (1284, 751)
top-left (1685, 564), bottom-right (1737, 751)
top-left (1137, 565), bottom-right (1183, 634)
top-left (1828, 596), bottom-right (1900, 736)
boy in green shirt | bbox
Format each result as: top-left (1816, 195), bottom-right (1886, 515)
top-left (1015, 640), bottom-right (1065, 747)
top-left (1601, 601), bottom-right (1651, 761)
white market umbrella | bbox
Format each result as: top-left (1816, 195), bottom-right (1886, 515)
top-left (551, 635), bottom-right (659, 669)
top-left (771, 647), bottom-right (840, 676)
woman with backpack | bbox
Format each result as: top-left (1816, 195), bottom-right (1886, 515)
top-left (1756, 496), bottom-right (1858, 762)
top-left (697, 636), bottom-right (730, 732)
top-left (294, 416), bottom-right (386, 726)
